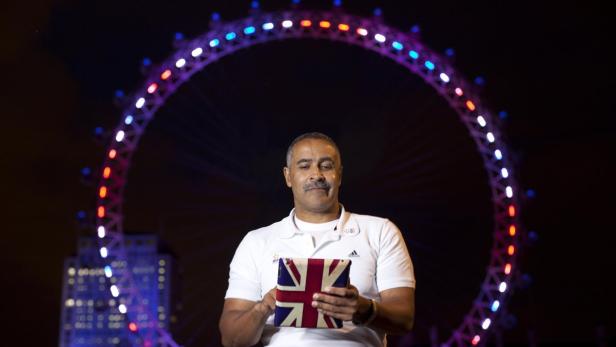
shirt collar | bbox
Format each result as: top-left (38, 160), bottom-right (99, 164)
top-left (279, 204), bottom-right (359, 239)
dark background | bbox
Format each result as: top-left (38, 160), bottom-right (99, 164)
top-left (2, 0), bottom-right (614, 346)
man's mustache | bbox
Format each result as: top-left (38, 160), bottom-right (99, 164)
top-left (303, 180), bottom-right (331, 191)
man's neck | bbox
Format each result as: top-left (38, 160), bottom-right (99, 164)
top-left (294, 203), bottom-right (341, 223)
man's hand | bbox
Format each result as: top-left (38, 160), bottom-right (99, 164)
top-left (255, 288), bottom-right (276, 315)
top-left (311, 286), bottom-right (415, 334)
top-left (219, 287), bottom-right (277, 347)
top-left (311, 285), bottom-right (371, 322)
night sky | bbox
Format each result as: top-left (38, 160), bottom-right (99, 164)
top-left (2, 0), bottom-right (614, 346)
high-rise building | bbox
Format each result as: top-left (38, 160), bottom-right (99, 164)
top-left (59, 234), bottom-right (178, 347)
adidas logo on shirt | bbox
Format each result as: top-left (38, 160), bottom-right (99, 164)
top-left (348, 250), bottom-right (359, 257)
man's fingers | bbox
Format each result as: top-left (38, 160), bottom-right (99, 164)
top-left (312, 301), bottom-right (355, 315)
top-left (313, 293), bottom-right (354, 306)
top-left (322, 287), bottom-right (357, 298)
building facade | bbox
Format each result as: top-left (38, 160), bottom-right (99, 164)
top-left (59, 234), bottom-right (178, 347)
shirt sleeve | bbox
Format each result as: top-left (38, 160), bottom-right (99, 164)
top-left (376, 220), bottom-right (416, 291)
top-left (224, 232), bottom-right (262, 301)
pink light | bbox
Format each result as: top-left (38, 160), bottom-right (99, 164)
top-left (128, 322), bottom-right (138, 332)
top-left (147, 83), bottom-right (158, 94)
top-left (108, 149), bottom-right (117, 159)
top-left (356, 28), bottom-right (368, 36)
top-left (471, 335), bottom-right (480, 345)
top-left (455, 87), bottom-right (463, 96)
top-left (505, 263), bottom-right (512, 275)
top-left (161, 69), bottom-right (172, 80)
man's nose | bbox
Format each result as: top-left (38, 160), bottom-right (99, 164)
top-left (308, 167), bottom-right (325, 181)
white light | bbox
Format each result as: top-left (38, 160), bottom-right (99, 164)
top-left (118, 304), bottom-right (127, 314)
top-left (357, 28), bottom-right (368, 36)
top-left (110, 285), bottom-right (120, 297)
top-left (99, 247), bottom-right (108, 258)
top-left (439, 73), bottom-right (450, 83)
top-left (282, 20), bottom-right (293, 28)
top-left (124, 115), bottom-right (133, 125)
top-left (501, 168), bottom-right (509, 178)
top-left (477, 115), bottom-right (487, 127)
top-left (135, 97), bottom-right (145, 109)
top-left (115, 130), bottom-right (125, 142)
top-left (498, 282), bottom-right (507, 293)
top-left (97, 226), bottom-right (105, 238)
top-left (374, 34), bottom-right (386, 43)
top-left (175, 58), bottom-right (186, 68)
top-left (486, 132), bottom-right (495, 143)
top-left (506, 186), bottom-right (513, 198)
top-left (66, 298), bottom-right (75, 307)
top-left (191, 47), bottom-right (203, 57)
top-left (263, 22), bottom-right (274, 30)
top-left (494, 149), bottom-right (503, 160)
top-left (482, 318), bottom-right (492, 330)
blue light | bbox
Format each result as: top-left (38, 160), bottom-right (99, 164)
top-left (104, 265), bottom-right (113, 278)
top-left (114, 90), bottom-right (124, 98)
top-left (94, 127), bottom-right (104, 136)
top-left (225, 32), bottom-right (237, 41)
top-left (491, 300), bottom-right (500, 312)
top-left (445, 48), bottom-right (455, 57)
top-left (244, 26), bottom-right (256, 35)
top-left (211, 12), bottom-right (220, 21)
top-left (292, 0), bottom-right (301, 4)
top-left (251, 0), bottom-right (259, 9)
top-left (333, 0), bottom-right (342, 6)
top-left (474, 76), bottom-right (485, 86)
top-left (262, 22), bottom-right (274, 30)
top-left (124, 115), bottom-right (133, 125)
top-left (499, 110), bottom-right (509, 120)
top-left (76, 210), bottom-right (86, 219)
top-left (424, 60), bottom-right (435, 70)
top-left (392, 41), bottom-right (403, 50)
top-left (373, 7), bottom-right (383, 16)
top-left (408, 50), bottom-right (419, 59)
top-left (174, 32), bottom-right (184, 41)
top-left (81, 167), bottom-right (91, 176)
top-left (410, 24), bottom-right (420, 33)
top-left (142, 57), bottom-right (151, 66)
top-left (209, 39), bottom-right (220, 48)
top-left (526, 189), bottom-right (536, 198)
top-left (494, 149), bottom-right (503, 160)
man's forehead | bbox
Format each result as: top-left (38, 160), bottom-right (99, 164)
top-left (292, 139), bottom-right (339, 159)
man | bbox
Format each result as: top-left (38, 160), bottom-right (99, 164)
top-left (219, 132), bottom-right (415, 347)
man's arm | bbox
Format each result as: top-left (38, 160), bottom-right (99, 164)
top-left (312, 285), bottom-right (415, 334)
top-left (219, 288), bottom-right (276, 347)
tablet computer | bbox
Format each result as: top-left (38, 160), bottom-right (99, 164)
top-left (274, 257), bottom-right (352, 328)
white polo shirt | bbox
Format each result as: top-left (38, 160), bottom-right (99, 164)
top-left (225, 205), bottom-right (415, 347)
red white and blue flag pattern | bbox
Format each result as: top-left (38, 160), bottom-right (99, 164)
top-left (274, 258), bottom-right (351, 328)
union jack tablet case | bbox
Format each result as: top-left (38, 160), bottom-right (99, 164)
top-left (274, 258), bottom-right (351, 328)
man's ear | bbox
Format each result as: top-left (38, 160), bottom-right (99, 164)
top-left (283, 167), bottom-right (292, 188)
